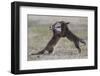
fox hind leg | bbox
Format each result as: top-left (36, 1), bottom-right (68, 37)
top-left (74, 41), bottom-right (81, 53)
top-left (45, 47), bottom-right (54, 54)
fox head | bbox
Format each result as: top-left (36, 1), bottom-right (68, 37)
top-left (50, 21), bottom-right (70, 34)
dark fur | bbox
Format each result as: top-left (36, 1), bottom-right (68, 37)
top-left (32, 21), bottom-right (86, 55)
top-left (60, 21), bottom-right (86, 53)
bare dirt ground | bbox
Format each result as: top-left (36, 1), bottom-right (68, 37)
top-left (27, 15), bottom-right (88, 61)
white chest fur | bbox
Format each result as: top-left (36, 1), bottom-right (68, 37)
top-left (54, 23), bottom-right (61, 32)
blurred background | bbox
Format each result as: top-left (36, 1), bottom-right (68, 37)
top-left (28, 15), bottom-right (88, 61)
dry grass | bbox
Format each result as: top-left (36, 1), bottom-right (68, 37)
top-left (28, 23), bottom-right (88, 61)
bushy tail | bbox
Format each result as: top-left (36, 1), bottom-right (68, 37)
top-left (31, 49), bottom-right (45, 55)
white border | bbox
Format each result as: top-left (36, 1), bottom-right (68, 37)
top-left (20, 6), bottom-right (94, 70)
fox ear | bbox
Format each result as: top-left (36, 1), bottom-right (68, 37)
top-left (65, 22), bottom-right (70, 24)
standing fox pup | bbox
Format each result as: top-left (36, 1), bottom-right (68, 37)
top-left (32, 21), bottom-right (86, 55)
